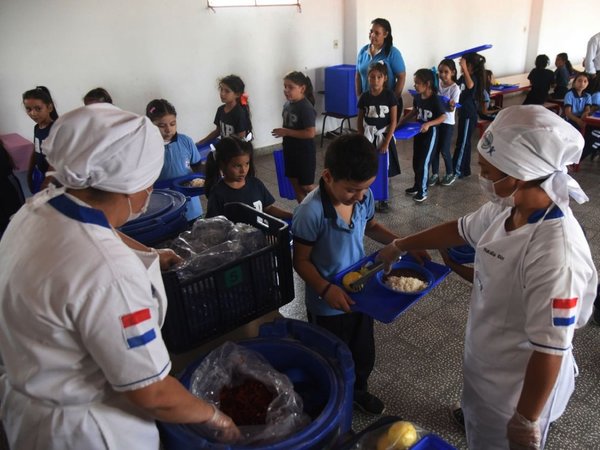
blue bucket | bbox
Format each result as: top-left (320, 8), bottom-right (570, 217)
top-left (158, 319), bottom-right (355, 450)
top-left (118, 189), bottom-right (188, 246)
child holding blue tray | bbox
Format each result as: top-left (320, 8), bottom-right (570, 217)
top-left (357, 61), bottom-right (400, 212)
top-left (429, 59), bottom-right (461, 187)
top-left (292, 133), bottom-right (426, 416)
top-left (398, 69), bottom-right (446, 202)
top-left (146, 99), bottom-right (203, 222)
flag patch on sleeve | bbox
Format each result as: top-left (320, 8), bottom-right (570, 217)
top-left (551, 298), bottom-right (577, 326)
top-left (120, 308), bottom-right (156, 348)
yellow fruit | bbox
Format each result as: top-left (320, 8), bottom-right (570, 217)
top-left (359, 265), bottom-right (371, 275)
top-left (387, 421), bottom-right (418, 449)
top-left (342, 271), bottom-right (362, 292)
top-left (376, 434), bottom-right (391, 450)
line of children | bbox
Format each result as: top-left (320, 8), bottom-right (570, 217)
top-left (271, 71), bottom-right (317, 203)
top-left (398, 68), bottom-right (446, 202)
top-left (429, 58), bottom-right (461, 187)
top-left (452, 52), bottom-right (486, 179)
top-left (22, 86), bottom-right (58, 194)
top-left (551, 53), bottom-right (573, 100)
top-left (146, 98), bottom-right (204, 221)
top-left (292, 133), bottom-right (426, 415)
top-left (523, 54), bottom-right (555, 105)
top-left (205, 136), bottom-right (292, 220)
top-left (357, 61), bottom-right (400, 212)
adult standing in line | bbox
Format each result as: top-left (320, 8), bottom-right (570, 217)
top-left (378, 106), bottom-right (597, 449)
top-left (0, 103), bottom-right (239, 449)
top-left (584, 31), bottom-right (600, 76)
top-left (355, 17), bottom-right (405, 180)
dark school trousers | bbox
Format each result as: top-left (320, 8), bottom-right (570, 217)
top-left (412, 127), bottom-right (438, 196)
top-left (453, 111), bottom-right (477, 177)
top-left (430, 123), bottom-right (454, 175)
top-left (308, 311), bottom-right (374, 392)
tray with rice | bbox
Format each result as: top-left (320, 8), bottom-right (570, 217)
top-left (332, 252), bottom-right (451, 323)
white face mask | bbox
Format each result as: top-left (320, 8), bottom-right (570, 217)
top-left (126, 188), bottom-right (152, 223)
top-left (478, 175), bottom-right (518, 208)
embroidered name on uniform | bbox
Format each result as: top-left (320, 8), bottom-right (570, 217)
top-left (121, 308), bottom-right (156, 349)
top-left (551, 298), bottom-right (578, 326)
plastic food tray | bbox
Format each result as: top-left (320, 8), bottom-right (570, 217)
top-left (445, 44), bottom-right (492, 59)
top-left (412, 434), bottom-right (457, 449)
top-left (394, 122), bottom-right (421, 140)
top-left (448, 245), bottom-right (475, 264)
top-left (408, 91), bottom-right (462, 108)
top-left (592, 110), bottom-right (600, 118)
top-left (171, 174), bottom-right (206, 197)
top-left (332, 253), bottom-right (451, 323)
top-left (490, 84), bottom-right (519, 91)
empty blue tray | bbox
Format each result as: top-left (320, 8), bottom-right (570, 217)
top-left (394, 122), bottom-right (421, 140)
top-left (408, 91), bottom-right (462, 108)
top-left (592, 110), bottom-right (600, 118)
top-left (332, 252), bottom-right (451, 323)
top-left (445, 44), bottom-right (492, 59)
top-left (413, 434), bottom-right (457, 449)
top-left (490, 84), bottom-right (519, 91)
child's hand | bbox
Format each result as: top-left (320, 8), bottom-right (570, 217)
top-left (271, 128), bottom-right (288, 138)
top-left (408, 249), bottom-right (431, 265)
top-left (459, 57), bottom-right (468, 72)
top-left (323, 284), bottom-right (355, 313)
top-left (420, 123), bottom-right (431, 133)
top-left (448, 99), bottom-right (456, 111)
top-left (378, 142), bottom-right (389, 153)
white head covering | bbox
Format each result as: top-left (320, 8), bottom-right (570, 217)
top-left (45, 103), bottom-right (164, 194)
top-left (477, 105), bottom-right (587, 212)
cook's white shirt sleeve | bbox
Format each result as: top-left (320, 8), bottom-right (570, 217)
top-left (75, 272), bottom-right (171, 392)
top-left (458, 202), bottom-right (508, 246)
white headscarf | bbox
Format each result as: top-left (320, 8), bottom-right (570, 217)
top-left (45, 103), bottom-right (164, 194)
top-left (477, 105), bottom-right (587, 212)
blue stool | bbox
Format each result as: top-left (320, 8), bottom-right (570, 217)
top-left (273, 149), bottom-right (296, 200)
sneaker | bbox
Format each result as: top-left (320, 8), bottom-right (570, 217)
top-left (414, 193), bottom-right (428, 202)
top-left (441, 174), bottom-right (456, 186)
top-left (449, 402), bottom-right (465, 432)
top-left (427, 174), bottom-right (439, 186)
top-left (354, 391), bottom-right (385, 415)
top-left (405, 187), bottom-right (418, 196)
top-left (375, 200), bottom-right (389, 212)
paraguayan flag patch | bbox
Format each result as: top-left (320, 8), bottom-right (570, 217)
top-left (120, 308), bottom-right (157, 349)
top-left (551, 298), bottom-right (577, 327)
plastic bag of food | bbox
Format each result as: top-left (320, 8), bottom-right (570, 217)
top-left (347, 417), bottom-right (427, 450)
top-left (190, 216), bottom-right (235, 248)
top-left (177, 240), bottom-right (244, 280)
top-left (228, 222), bottom-right (268, 255)
top-left (189, 342), bottom-right (310, 445)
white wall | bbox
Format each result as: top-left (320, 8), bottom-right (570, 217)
top-left (1, 0), bottom-right (599, 150)
top-left (0, 0), bottom-right (344, 149)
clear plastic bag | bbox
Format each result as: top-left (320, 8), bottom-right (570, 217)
top-left (351, 419), bottom-right (425, 450)
top-left (189, 341), bottom-right (310, 446)
top-left (191, 215), bottom-right (235, 248)
top-left (177, 240), bottom-right (244, 280)
top-left (228, 222), bottom-right (268, 255)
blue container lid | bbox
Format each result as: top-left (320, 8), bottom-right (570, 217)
top-left (119, 189), bottom-right (187, 234)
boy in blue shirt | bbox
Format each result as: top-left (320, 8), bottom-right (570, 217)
top-left (292, 133), bottom-right (415, 415)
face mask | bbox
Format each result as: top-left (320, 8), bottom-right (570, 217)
top-left (478, 175), bottom-right (517, 208)
top-left (126, 188), bottom-right (152, 223)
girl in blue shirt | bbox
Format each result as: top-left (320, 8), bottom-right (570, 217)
top-left (146, 99), bottom-right (203, 221)
top-left (563, 73), bottom-right (592, 131)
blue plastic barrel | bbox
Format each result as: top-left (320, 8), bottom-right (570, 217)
top-left (118, 189), bottom-right (188, 246)
top-left (158, 319), bottom-right (355, 450)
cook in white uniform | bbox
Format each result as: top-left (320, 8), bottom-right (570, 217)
top-left (0, 104), bottom-right (239, 449)
top-left (378, 105), bottom-right (597, 450)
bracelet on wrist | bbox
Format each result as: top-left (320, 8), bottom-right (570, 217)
top-left (320, 282), bottom-right (332, 298)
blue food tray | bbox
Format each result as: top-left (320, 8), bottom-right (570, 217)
top-left (195, 138), bottom-right (219, 161)
top-left (490, 84), bottom-right (519, 91)
top-left (445, 44), bottom-right (492, 59)
top-left (171, 174), bottom-right (206, 197)
top-left (394, 122), bottom-right (421, 140)
top-left (447, 245), bottom-right (475, 264)
top-left (370, 152), bottom-right (389, 201)
top-left (592, 110), bottom-right (600, 118)
top-left (273, 148), bottom-right (296, 200)
top-left (413, 433), bottom-right (457, 449)
top-left (407, 91), bottom-right (461, 108)
top-left (332, 252), bottom-right (451, 323)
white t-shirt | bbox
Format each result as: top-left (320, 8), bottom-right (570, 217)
top-left (438, 83), bottom-right (461, 125)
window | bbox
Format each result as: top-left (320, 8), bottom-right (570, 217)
top-left (207, 0), bottom-right (300, 9)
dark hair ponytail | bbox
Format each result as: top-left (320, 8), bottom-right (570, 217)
top-left (463, 52), bottom-right (487, 103)
top-left (284, 71), bottom-right (315, 105)
top-left (371, 18), bottom-right (393, 56)
top-left (220, 75), bottom-right (253, 135)
top-left (22, 86), bottom-right (59, 121)
top-left (414, 68), bottom-right (438, 94)
top-left (146, 98), bottom-right (177, 121)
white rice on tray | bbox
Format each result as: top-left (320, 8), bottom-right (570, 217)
top-left (385, 275), bottom-right (428, 293)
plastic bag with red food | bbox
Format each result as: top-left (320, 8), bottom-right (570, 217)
top-left (189, 341), bottom-right (310, 445)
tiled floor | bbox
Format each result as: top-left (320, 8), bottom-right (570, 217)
top-left (253, 125), bottom-right (600, 449)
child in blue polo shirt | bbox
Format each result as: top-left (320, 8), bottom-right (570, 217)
top-left (563, 73), bottom-right (592, 131)
top-left (146, 98), bottom-right (203, 221)
top-left (292, 133), bottom-right (423, 415)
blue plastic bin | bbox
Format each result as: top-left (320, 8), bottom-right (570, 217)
top-left (273, 149), bottom-right (296, 200)
top-left (118, 189), bottom-right (188, 246)
top-left (158, 318), bottom-right (355, 450)
top-left (325, 65), bottom-right (358, 116)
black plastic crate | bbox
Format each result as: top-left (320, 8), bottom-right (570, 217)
top-left (161, 202), bottom-right (295, 353)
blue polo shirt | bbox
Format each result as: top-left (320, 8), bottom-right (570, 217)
top-left (564, 90), bottom-right (592, 116)
top-left (356, 45), bottom-right (406, 94)
top-left (292, 178), bottom-right (375, 316)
